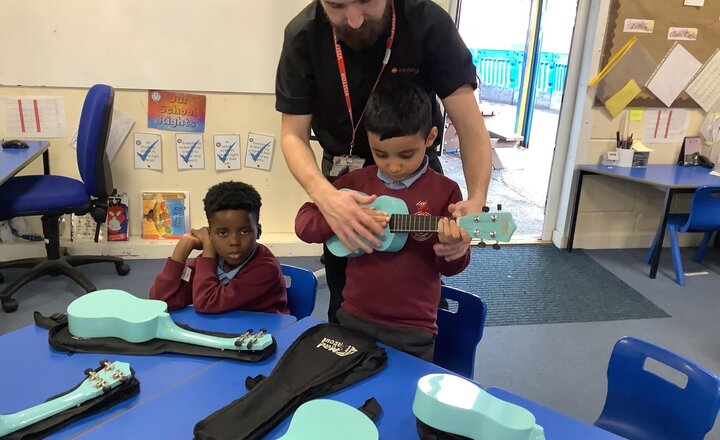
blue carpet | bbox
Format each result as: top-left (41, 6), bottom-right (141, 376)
top-left (443, 245), bottom-right (670, 326)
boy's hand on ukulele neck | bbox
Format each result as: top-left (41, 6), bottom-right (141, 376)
top-left (434, 218), bottom-right (471, 262)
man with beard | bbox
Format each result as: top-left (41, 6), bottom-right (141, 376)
top-left (276, 0), bottom-right (492, 323)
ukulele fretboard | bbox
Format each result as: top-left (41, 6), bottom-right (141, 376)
top-left (389, 214), bottom-right (445, 233)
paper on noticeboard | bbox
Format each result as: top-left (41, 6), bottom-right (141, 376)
top-left (685, 49), bottom-right (720, 112)
top-left (645, 43), bottom-right (701, 107)
top-left (69, 108), bottom-right (135, 162)
top-left (1, 96), bottom-right (67, 138)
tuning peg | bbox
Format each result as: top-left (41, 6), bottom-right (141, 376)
top-left (493, 242), bottom-right (501, 250)
top-left (477, 240), bottom-right (486, 248)
top-left (112, 370), bottom-right (125, 380)
top-left (85, 368), bottom-right (98, 381)
top-left (497, 204), bottom-right (502, 212)
top-left (482, 206), bottom-right (490, 213)
top-left (234, 329), bottom-right (255, 347)
top-left (100, 359), bottom-right (112, 371)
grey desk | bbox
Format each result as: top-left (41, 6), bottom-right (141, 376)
top-left (0, 140), bottom-right (50, 185)
top-left (567, 164), bottom-right (720, 278)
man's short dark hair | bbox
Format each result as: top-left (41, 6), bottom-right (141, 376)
top-left (203, 181), bottom-right (262, 221)
top-left (364, 79), bottom-right (433, 141)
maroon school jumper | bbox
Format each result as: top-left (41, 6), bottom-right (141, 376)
top-left (149, 244), bottom-right (289, 314)
top-left (295, 166), bottom-right (470, 333)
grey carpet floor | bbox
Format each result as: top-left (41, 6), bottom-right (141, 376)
top-left (443, 245), bottom-right (670, 326)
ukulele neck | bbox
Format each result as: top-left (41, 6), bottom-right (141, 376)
top-left (389, 214), bottom-right (445, 233)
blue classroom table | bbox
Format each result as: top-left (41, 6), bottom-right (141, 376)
top-left (67, 317), bottom-right (621, 439)
top-left (0, 310), bottom-right (296, 439)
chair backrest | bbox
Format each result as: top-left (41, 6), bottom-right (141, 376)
top-left (683, 186), bottom-right (720, 232)
top-left (433, 285), bottom-right (487, 379)
top-left (77, 84), bottom-right (114, 198)
top-left (595, 336), bottom-right (720, 440)
top-left (281, 264), bottom-right (318, 319)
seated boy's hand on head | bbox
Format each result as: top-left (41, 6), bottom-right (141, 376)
top-left (434, 218), bottom-right (471, 262)
top-left (170, 233), bottom-right (204, 264)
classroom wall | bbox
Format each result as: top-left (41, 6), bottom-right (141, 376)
top-left (564, 0), bottom-right (719, 249)
top-left (0, 86), bottom-right (322, 258)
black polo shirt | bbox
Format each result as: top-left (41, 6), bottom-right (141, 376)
top-left (276, 0), bottom-right (477, 172)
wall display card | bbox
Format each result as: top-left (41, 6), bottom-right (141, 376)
top-left (244, 132), bottom-right (274, 171)
top-left (176, 133), bottom-right (204, 170)
top-left (1, 96), bottom-right (67, 138)
top-left (645, 43), bottom-right (702, 107)
top-left (667, 27), bottom-right (698, 41)
top-left (685, 49), bottom-right (720, 112)
top-left (623, 19), bottom-right (654, 33)
top-left (642, 109), bottom-right (690, 143)
top-left (141, 191), bottom-right (189, 239)
top-left (107, 193), bottom-right (130, 241)
top-left (69, 109), bottom-right (135, 162)
top-left (214, 134), bottom-right (241, 171)
top-left (71, 213), bottom-right (104, 242)
top-left (133, 133), bottom-right (162, 170)
top-left (684, 0), bottom-right (704, 6)
top-left (147, 90), bottom-right (206, 133)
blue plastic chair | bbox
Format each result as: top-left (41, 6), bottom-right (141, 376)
top-left (595, 336), bottom-right (720, 440)
top-left (281, 264), bottom-right (318, 319)
top-left (433, 285), bottom-right (487, 379)
top-left (0, 84), bottom-right (130, 313)
top-left (645, 186), bottom-right (720, 285)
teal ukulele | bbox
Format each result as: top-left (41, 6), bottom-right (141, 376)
top-left (0, 360), bottom-right (132, 437)
top-left (279, 399), bottom-right (378, 440)
top-left (326, 193), bottom-right (516, 257)
top-left (67, 289), bottom-right (272, 351)
top-left (413, 373), bottom-right (545, 440)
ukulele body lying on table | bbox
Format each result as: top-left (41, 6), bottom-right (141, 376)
top-left (67, 289), bottom-right (272, 351)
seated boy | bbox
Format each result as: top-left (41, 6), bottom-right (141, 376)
top-left (150, 181), bottom-right (289, 314)
top-left (295, 79), bottom-right (471, 360)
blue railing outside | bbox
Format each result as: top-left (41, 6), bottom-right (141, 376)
top-left (469, 48), bottom-right (568, 110)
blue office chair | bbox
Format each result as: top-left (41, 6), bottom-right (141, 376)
top-left (595, 336), bottom-right (720, 440)
top-left (433, 285), bottom-right (487, 379)
top-left (0, 84), bottom-right (130, 313)
top-left (281, 264), bottom-right (318, 319)
top-left (645, 186), bottom-right (720, 286)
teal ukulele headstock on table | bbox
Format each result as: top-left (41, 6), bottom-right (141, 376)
top-left (67, 289), bottom-right (272, 351)
top-left (0, 360), bottom-right (132, 437)
top-left (412, 373), bottom-right (545, 440)
top-left (279, 399), bottom-right (378, 440)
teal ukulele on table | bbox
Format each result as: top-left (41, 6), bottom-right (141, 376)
top-left (67, 289), bottom-right (272, 351)
top-left (279, 399), bottom-right (378, 440)
top-left (413, 373), bottom-right (545, 440)
top-left (326, 193), bottom-right (516, 257)
top-left (0, 360), bottom-right (132, 438)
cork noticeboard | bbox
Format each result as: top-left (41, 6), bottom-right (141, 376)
top-left (601, 0), bottom-right (720, 108)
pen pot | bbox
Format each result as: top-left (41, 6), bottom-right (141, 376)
top-left (616, 148), bottom-right (634, 167)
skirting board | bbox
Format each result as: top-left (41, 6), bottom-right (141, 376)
top-left (0, 233), bottom-right (323, 260)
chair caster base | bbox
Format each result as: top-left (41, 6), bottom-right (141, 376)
top-left (2, 298), bottom-right (19, 313)
top-left (116, 263), bottom-right (131, 276)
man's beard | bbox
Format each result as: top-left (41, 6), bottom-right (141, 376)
top-left (334, 4), bottom-right (391, 50)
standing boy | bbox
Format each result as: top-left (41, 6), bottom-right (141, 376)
top-left (295, 80), bottom-right (471, 360)
top-left (150, 181), bottom-right (289, 314)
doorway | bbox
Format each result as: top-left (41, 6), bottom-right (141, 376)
top-left (440, 0), bottom-right (578, 240)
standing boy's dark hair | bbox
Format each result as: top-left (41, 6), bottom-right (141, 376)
top-left (203, 181), bottom-right (262, 221)
top-left (364, 79), bottom-right (433, 141)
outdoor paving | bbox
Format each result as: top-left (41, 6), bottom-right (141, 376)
top-left (440, 104), bottom-right (559, 240)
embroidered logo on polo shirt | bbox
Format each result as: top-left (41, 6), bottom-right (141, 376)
top-left (317, 337), bottom-right (358, 357)
top-left (391, 66), bottom-right (420, 74)
top-left (411, 200), bottom-right (432, 241)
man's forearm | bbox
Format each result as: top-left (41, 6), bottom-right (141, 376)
top-left (457, 123), bottom-right (491, 207)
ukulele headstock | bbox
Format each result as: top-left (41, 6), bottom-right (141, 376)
top-left (233, 328), bottom-right (273, 351)
top-left (80, 360), bottom-right (132, 394)
top-left (458, 205), bottom-right (516, 249)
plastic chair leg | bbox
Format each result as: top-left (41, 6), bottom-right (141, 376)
top-left (668, 226), bottom-right (685, 286)
top-left (645, 228), bottom-right (661, 264)
top-left (694, 231), bottom-right (713, 263)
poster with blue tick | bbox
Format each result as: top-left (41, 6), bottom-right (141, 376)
top-left (176, 133), bottom-right (204, 170)
top-left (133, 133), bottom-right (162, 170)
top-left (214, 134), bottom-right (241, 171)
top-left (244, 132), bottom-right (274, 171)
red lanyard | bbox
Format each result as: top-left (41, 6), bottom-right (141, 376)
top-left (333, 0), bottom-right (396, 153)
